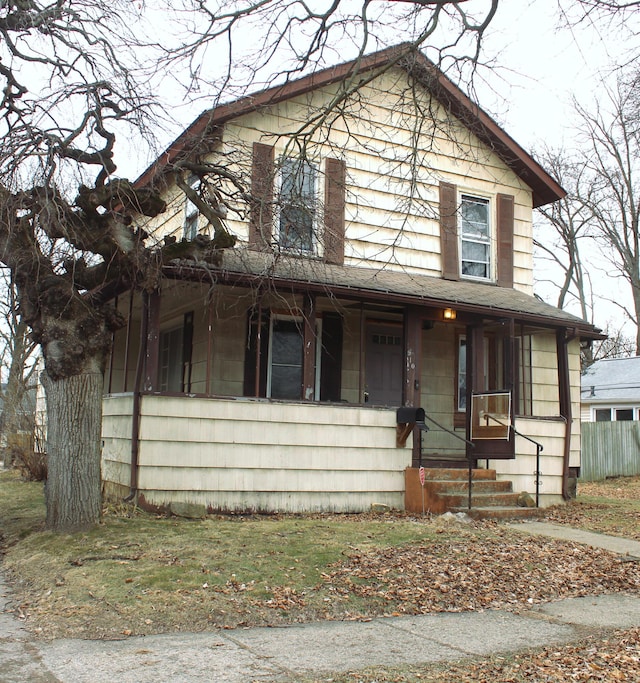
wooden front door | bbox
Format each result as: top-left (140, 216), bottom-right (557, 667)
top-left (365, 323), bottom-right (403, 406)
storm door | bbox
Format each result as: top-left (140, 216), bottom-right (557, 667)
top-left (465, 321), bottom-right (516, 460)
top-left (365, 323), bottom-right (403, 406)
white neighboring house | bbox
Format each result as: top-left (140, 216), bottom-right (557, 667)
top-left (581, 357), bottom-right (640, 422)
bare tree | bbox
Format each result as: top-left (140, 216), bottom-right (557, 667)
top-left (0, 1), bottom-right (502, 532)
top-left (534, 149), bottom-right (594, 321)
top-left (568, 77), bottom-right (640, 354)
top-left (0, 270), bottom-right (38, 469)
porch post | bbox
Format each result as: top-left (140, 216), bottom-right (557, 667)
top-left (302, 293), bottom-right (317, 400)
top-left (557, 328), bottom-right (573, 500)
top-left (122, 288), bottom-right (135, 392)
top-left (403, 307), bottom-right (422, 407)
top-left (143, 289), bottom-right (161, 392)
top-left (404, 307), bottom-right (423, 465)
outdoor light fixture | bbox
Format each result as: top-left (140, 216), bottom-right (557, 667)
top-left (443, 308), bottom-right (457, 321)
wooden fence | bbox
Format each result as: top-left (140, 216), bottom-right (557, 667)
top-left (580, 421), bottom-right (640, 481)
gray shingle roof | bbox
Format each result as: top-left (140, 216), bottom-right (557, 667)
top-left (581, 356), bottom-right (640, 402)
top-left (167, 249), bottom-right (599, 335)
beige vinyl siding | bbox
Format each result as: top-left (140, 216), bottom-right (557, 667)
top-left (136, 67), bottom-right (536, 293)
top-left (102, 395), bottom-right (411, 513)
top-left (101, 394), bottom-right (135, 494)
top-left (492, 417), bottom-right (566, 506)
top-left (530, 333), bottom-right (560, 417)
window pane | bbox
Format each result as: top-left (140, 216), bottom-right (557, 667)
top-left (462, 240), bottom-right (489, 261)
top-left (272, 321), bottom-right (303, 365)
top-left (270, 319), bottom-right (303, 400)
top-left (458, 337), bottom-right (466, 411)
top-left (461, 196), bottom-right (489, 239)
top-left (279, 158), bottom-right (316, 252)
top-left (271, 365), bottom-right (302, 400)
top-left (159, 327), bottom-right (183, 392)
top-left (595, 408), bottom-right (612, 422)
top-left (616, 409), bottom-right (634, 421)
top-left (461, 260), bottom-right (489, 278)
top-left (183, 175), bottom-right (200, 240)
top-left (460, 195), bottom-right (490, 280)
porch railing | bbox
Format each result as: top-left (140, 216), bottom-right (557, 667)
top-left (419, 412), bottom-right (476, 511)
top-left (484, 414), bottom-right (544, 507)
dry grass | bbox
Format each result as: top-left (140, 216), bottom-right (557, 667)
top-left (2, 470), bottom-right (640, 652)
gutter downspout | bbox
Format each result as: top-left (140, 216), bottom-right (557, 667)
top-left (124, 290), bottom-right (149, 503)
top-left (557, 328), bottom-right (575, 501)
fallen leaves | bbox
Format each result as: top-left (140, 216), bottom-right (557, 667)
top-left (322, 524), bottom-right (640, 617)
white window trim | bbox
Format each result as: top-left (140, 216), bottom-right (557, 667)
top-left (183, 175), bottom-right (200, 241)
top-left (591, 405), bottom-right (639, 421)
top-left (275, 155), bottom-right (322, 256)
top-left (266, 314), bottom-right (322, 401)
top-left (459, 192), bottom-right (493, 282)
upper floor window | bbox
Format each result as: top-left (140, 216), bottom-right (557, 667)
top-left (278, 157), bottom-right (317, 253)
top-left (183, 175), bottom-right (200, 240)
top-left (460, 194), bottom-right (491, 280)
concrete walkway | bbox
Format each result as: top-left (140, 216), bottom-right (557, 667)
top-left (2, 523), bottom-right (640, 683)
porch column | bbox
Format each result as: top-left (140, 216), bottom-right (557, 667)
top-left (302, 293), bottom-right (317, 401)
top-left (143, 289), bottom-right (161, 392)
top-left (403, 306), bottom-right (422, 408)
top-left (404, 307), bottom-right (423, 465)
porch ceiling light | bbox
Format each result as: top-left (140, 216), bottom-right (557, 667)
top-left (443, 308), bottom-right (457, 321)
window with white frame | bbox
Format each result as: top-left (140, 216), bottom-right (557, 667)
top-left (594, 407), bottom-right (637, 422)
top-left (278, 157), bottom-right (317, 253)
top-left (266, 316), bottom-right (321, 401)
top-left (183, 175), bottom-right (200, 240)
top-left (460, 194), bottom-right (491, 280)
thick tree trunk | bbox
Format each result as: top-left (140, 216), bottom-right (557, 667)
top-left (41, 370), bottom-right (104, 532)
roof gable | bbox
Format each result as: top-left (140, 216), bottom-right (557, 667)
top-left (137, 44), bottom-right (565, 208)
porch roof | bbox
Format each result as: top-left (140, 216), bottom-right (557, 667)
top-left (165, 250), bottom-right (602, 338)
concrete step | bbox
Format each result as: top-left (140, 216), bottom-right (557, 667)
top-left (406, 467), bottom-right (540, 519)
top-left (427, 479), bottom-right (513, 494)
top-left (422, 467), bottom-right (497, 482)
top-left (437, 491), bottom-right (522, 508)
top-left (451, 505), bottom-right (544, 521)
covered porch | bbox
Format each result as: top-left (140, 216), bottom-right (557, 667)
top-left (101, 251), bottom-right (593, 513)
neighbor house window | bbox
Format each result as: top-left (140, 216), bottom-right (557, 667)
top-left (460, 194), bottom-right (491, 279)
top-left (279, 157), bottom-right (317, 253)
top-left (594, 407), bottom-right (637, 421)
top-left (184, 175), bottom-right (200, 240)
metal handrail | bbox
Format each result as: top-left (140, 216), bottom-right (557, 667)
top-left (420, 413), bottom-right (476, 511)
top-left (483, 414), bottom-right (544, 507)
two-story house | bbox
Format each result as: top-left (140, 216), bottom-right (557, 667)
top-left (101, 45), bottom-right (600, 516)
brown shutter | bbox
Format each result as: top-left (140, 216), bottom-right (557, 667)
top-left (323, 157), bottom-right (346, 265)
top-left (496, 193), bottom-right (514, 287)
top-left (439, 181), bottom-right (459, 281)
top-left (319, 312), bottom-right (343, 402)
top-left (249, 142), bottom-right (274, 249)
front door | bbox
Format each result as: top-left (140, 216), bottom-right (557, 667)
top-left (365, 323), bottom-right (403, 406)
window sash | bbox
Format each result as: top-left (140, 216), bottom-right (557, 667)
top-left (183, 175), bottom-right (200, 240)
top-left (460, 194), bottom-right (490, 279)
top-left (278, 158), bottom-right (317, 252)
